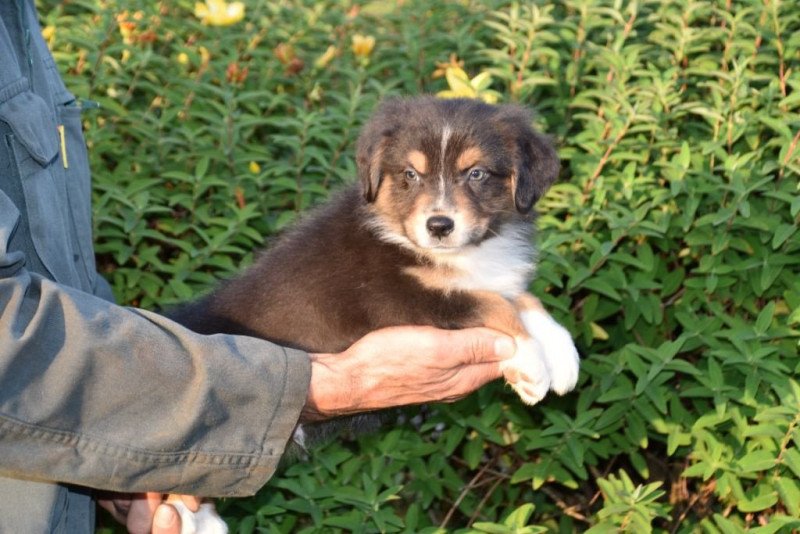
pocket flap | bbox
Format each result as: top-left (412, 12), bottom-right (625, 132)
top-left (0, 86), bottom-right (59, 167)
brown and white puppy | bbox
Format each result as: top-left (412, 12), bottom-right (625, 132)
top-left (168, 96), bottom-right (580, 533)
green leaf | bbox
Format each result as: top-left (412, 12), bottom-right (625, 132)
top-left (775, 477), bottom-right (800, 517)
top-left (737, 491), bottom-right (779, 513)
top-left (738, 450), bottom-right (776, 473)
top-left (758, 115), bottom-right (794, 140)
top-left (782, 448), bottom-right (800, 478)
top-left (471, 523), bottom-right (512, 534)
top-left (772, 224), bottom-right (797, 249)
top-left (195, 156), bottom-right (210, 180)
top-left (504, 503), bottom-right (535, 527)
top-left (755, 301), bottom-right (776, 335)
top-left (581, 278), bottom-right (623, 301)
top-left (676, 141), bottom-right (691, 168)
top-left (511, 463), bottom-right (537, 484)
top-left (463, 436), bottom-right (484, 470)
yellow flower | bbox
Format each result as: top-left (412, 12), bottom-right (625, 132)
top-left (198, 46), bottom-right (211, 67)
top-left (194, 0), bottom-right (245, 27)
top-left (351, 34), bottom-right (375, 59)
top-left (248, 161), bottom-right (261, 174)
top-left (314, 45), bottom-right (337, 69)
top-left (41, 25), bottom-right (55, 45)
top-left (437, 67), bottom-right (500, 104)
top-left (118, 21), bottom-right (136, 45)
top-left (177, 52), bottom-right (190, 65)
top-left (432, 53), bottom-right (464, 79)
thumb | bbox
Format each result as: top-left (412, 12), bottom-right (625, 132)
top-left (453, 328), bottom-right (515, 365)
top-left (152, 503), bottom-right (181, 534)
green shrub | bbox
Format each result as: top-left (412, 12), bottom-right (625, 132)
top-left (43, 0), bottom-right (799, 531)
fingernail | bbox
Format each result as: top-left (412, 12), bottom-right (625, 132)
top-left (494, 337), bottom-right (515, 359)
top-left (154, 504), bottom-right (177, 528)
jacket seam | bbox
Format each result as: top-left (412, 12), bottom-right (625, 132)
top-left (0, 77), bottom-right (29, 104)
top-left (0, 414), bottom-right (277, 467)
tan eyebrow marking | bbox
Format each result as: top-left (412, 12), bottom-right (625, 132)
top-left (456, 146), bottom-right (484, 171)
top-left (407, 150), bottom-right (428, 174)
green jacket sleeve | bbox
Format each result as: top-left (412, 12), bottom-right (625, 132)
top-left (0, 0), bottom-right (310, 498)
top-left (0, 193), bottom-right (311, 497)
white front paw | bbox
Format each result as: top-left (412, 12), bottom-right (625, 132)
top-left (194, 503), bottom-right (229, 534)
top-left (500, 337), bottom-right (551, 405)
top-left (172, 501), bottom-right (228, 534)
top-left (171, 500), bottom-right (198, 534)
top-left (520, 310), bottom-right (580, 395)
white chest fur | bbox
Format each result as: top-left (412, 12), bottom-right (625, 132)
top-left (434, 225), bottom-right (536, 299)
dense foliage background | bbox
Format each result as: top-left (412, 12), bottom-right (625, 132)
top-left (40, 0), bottom-right (799, 531)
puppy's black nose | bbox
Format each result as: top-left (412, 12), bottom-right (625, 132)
top-left (426, 216), bottom-right (455, 238)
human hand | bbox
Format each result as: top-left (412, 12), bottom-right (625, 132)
top-left (303, 326), bottom-right (516, 420)
top-left (97, 491), bottom-right (199, 534)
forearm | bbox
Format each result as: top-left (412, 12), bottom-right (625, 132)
top-left (0, 259), bottom-right (310, 497)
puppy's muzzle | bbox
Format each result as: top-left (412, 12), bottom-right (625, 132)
top-left (426, 216), bottom-right (455, 238)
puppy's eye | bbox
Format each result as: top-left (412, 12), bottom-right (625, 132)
top-left (405, 169), bottom-right (420, 182)
top-left (468, 169), bottom-right (487, 182)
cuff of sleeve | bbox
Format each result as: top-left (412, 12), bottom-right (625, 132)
top-left (242, 345), bottom-right (311, 495)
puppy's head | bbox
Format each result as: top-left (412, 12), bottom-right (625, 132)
top-left (357, 97), bottom-right (559, 253)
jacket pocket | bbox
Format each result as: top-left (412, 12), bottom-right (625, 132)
top-left (0, 81), bottom-right (82, 286)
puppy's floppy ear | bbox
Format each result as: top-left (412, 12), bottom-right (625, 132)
top-left (356, 99), bottom-right (403, 202)
top-left (512, 132), bottom-right (559, 213)
top-left (499, 106), bottom-right (560, 213)
top-left (356, 130), bottom-right (388, 202)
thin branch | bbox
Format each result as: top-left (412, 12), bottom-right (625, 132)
top-left (468, 476), bottom-right (505, 527)
top-left (439, 459), bottom-right (496, 529)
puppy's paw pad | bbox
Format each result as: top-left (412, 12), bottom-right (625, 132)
top-left (500, 338), bottom-right (550, 405)
top-left (515, 383), bottom-right (547, 405)
top-left (520, 311), bottom-right (580, 395)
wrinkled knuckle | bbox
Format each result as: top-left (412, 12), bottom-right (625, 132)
top-left (468, 334), bottom-right (491, 365)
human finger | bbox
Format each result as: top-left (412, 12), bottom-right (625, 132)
top-left (124, 493), bottom-right (160, 534)
top-left (152, 503), bottom-right (182, 534)
top-left (165, 493), bottom-right (201, 513)
top-left (180, 494), bottom-right (201, 513)
top-left (441, 360), bottom-right (506, 401)
top-left (434, 328), bottom-right (516, 366)
top-left (96, 493), bottom-right (130, 524)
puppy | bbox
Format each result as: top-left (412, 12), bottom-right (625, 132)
top-left (168, 96), bottom-right (580, 533)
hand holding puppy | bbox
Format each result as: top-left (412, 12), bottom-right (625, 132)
top-left (97, 492), bottom-right (198, 534)
top-left (303, 326), bottom-right (516, 420)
